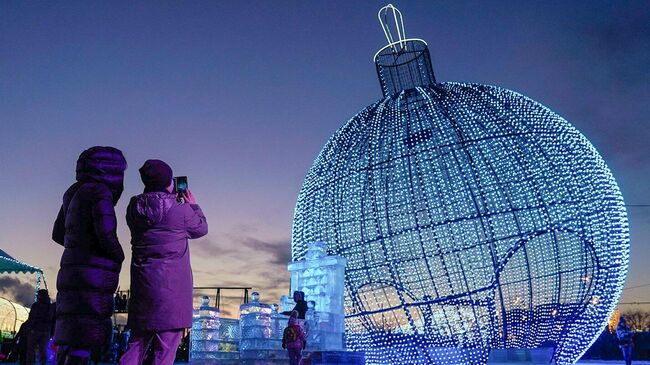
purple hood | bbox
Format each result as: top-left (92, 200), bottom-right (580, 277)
top-left (128, 192), bottom-right (178, 228)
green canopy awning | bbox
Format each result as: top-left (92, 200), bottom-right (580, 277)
top-left (0, 248), bottom-right (42, 274)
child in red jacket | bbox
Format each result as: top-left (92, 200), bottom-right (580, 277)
top-left (282, 311), bottom-right (306, 365)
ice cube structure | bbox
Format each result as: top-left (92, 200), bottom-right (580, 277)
top-left (190, 296), bottom-right (239, 363)
top-left (288, 242), bottom-right (347, 351)
top-left (239, 292), bottom-right (288, 364)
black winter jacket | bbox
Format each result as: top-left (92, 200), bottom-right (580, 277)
top-left (52, 146), bottom-right (127, 347)
top-left (27, 295), bottom-right (55, 334)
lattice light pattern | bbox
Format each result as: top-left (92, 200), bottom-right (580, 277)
top-left (291, 56), bottom-right (629, 363)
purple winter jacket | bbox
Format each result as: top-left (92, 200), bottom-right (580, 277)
top-left (283, 317), bottom-right (306, 350)
top-left (126, 192), bottom-right (208, 331)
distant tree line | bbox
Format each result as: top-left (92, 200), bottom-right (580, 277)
top-left (583, 310), bottom-right (650, 360)
top-left (622, 310), bottom-right (650, 332)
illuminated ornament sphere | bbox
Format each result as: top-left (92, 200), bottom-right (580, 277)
top-left (291, 5), bottom-right (629, 365)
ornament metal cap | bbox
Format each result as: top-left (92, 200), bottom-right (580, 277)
top-left (374, 4), bottom-right (437, 97)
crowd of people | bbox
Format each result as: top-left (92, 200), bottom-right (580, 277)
top-left (114, 294), bottom-right (129, 313)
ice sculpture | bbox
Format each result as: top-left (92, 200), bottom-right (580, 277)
top-left (190, 296), bottom-right (222, 363)
top-left (291, 4), bottom-right (629, 365)
top-left (288, 241), bottom-right (347, 351)
top-left (305, 300), bottom-right (319, 350)
top-left (270, 303), bottom-right (288, 345)
top-left (190, 296), bottom-right (239, 363)
top-left (239, 292), bottom-right (288, 364)
top-left (280, 295), bottom-right (296, 313)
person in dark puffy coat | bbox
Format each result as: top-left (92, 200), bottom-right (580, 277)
top-left (52, 146), bottom-right (127, 365)
top-left (617, 316), bottom-right (634, 365)
top-left (120, 159), bottom-right (207, 365)
top-left (12, 318), bottom-right (31, 365)
top-left (282, 290), bottom-right (308, 319)
top-left (25, 289), bottom-right (55, 365)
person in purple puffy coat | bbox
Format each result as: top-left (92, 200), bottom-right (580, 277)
top-left (52, 146), bottom-right (127, 365)
top-left (120, 159), bottom-right (208, 365)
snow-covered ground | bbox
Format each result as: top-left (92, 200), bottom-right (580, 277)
top-left (576, 362), bottom-right (650, 365)
top-left (5, 360), bottom-right (650, 364)
top-left (181, 361), bottom-right (647, 364)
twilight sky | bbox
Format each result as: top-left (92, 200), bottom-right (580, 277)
top-left (1, 1), bottom-right (648, 316)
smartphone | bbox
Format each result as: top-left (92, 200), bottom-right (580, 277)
top-left (173, 176), bottom-right (188, 195)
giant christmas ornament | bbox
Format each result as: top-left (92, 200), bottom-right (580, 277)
top-left (291, 5), bottom-right (629, 365)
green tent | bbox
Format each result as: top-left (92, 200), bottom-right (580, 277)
top-left (0, 248), bottom-right (43, 275)
top-left (0, 248), bottom-right (46, 293)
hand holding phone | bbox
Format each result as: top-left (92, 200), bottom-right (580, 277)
top-left (174, 176), bottom-right (188, 194)
top-left (182, 189), bottom-right (197, 205)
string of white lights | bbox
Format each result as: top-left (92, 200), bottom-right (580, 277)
top-left (292, 5), bottom-right (628, 365)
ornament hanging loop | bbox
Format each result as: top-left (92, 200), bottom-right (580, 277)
top-left (374, 4), bottom-right (436, 96)
top-left (378, 4), bottom-right (407, 53)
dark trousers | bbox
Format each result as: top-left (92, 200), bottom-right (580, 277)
top-left (26, 331), bottom-right (49, 365)
top-left (288, 348), bottom-right (302, 365)
top-left (119, 329), bottom-right (183, 365)
top-left (621, 345), bottom-right (632, 365)
top-left (56, 346), bottom-right (91, 365)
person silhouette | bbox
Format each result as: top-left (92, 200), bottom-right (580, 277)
top-left (52, 146), bottom-right (127, 365)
